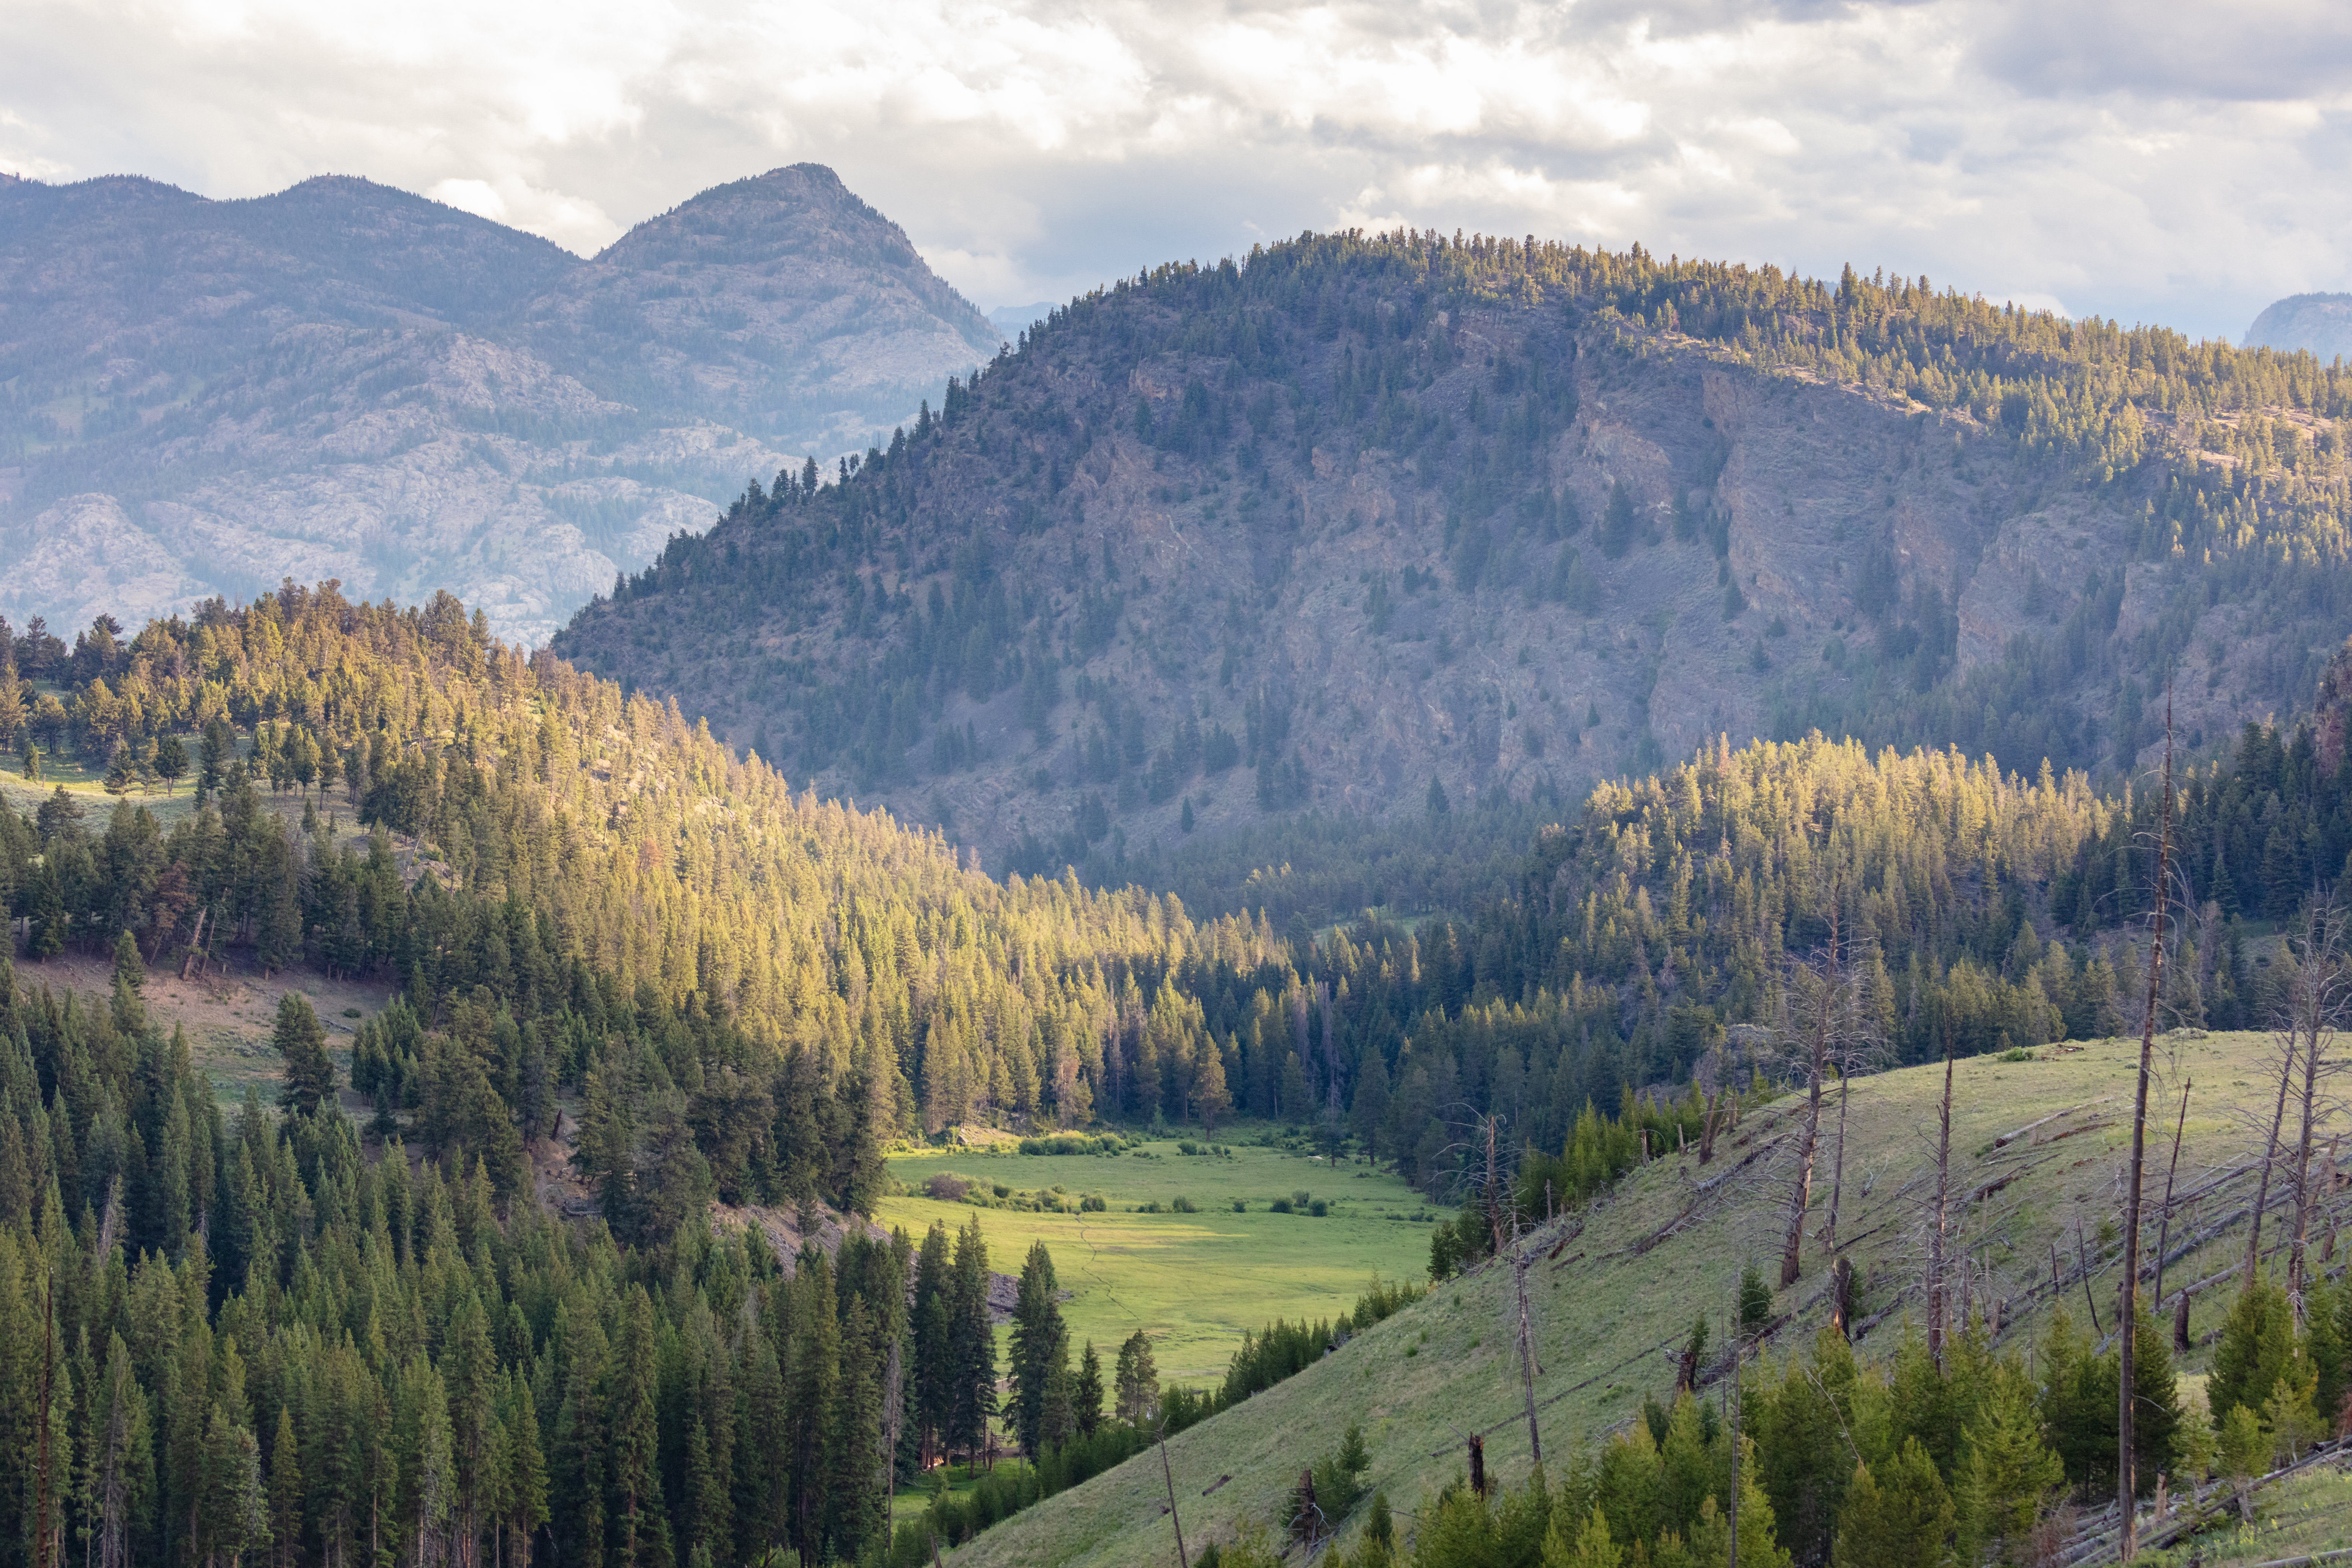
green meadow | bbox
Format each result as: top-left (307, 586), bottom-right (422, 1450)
top-left (875, 1130), bottom-right (1438, 1387)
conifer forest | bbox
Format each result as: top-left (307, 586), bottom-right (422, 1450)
top-left (4, 227), bottom-right (2352, 1568)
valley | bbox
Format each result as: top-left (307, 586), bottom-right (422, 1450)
top-left (2, 228), bottom-right (2352, 1568)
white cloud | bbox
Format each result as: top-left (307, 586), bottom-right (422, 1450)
top-left (2, 0), bottom-right (2347, 340)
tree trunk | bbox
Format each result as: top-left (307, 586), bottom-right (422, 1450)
top-left (1825, 1055), bottom-right (1853, 1255)
top-left (1781, 916), bottom-right (1837, 1288)
top-left (1928, 1008), bottom-right (1955, 1364)
top-left (2118, 701), bottom-right (2174, 1563)
top-left (2249, 1030), bottom-right (2298, 1289)
top-left (1513, 1223), bottom-right (1542, 1465)
top-left (2151, 1081), bottom-right (2191, 1314)
top-left (2288, 913), bottom-right (2335, 1311)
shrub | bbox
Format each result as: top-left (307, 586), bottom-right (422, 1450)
top-left (1233, 1198), bottom-right (1248, 1212)
top-left (1081, 1194), bottom-right (1107, 1212)
top-left (926, 1172), bottom-right (973, 1201)
top-left (1308, 1198), bottom-right (1329, 1217)
top-left (1172, 1195), bottom-right (1198, 1213)
top-left (992, 1183), bottom-right (1012, 1199)
top-left (1269, 1196), bottom-right (1293, 1214)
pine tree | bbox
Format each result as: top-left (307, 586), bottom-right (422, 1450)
top-left (947, 1219), bottom-right (996, 1463)
top-left (1958, 1365), bottom-right (2063, 1568)
top-left (1114, 1330), bottom-right (1159, 1426)
top-left (1009, 1240), bottom-right (1066, 1459)
top-left (608, 1287), bottom-right (666, 1568)
top-left (785, 1246), bottom-right (841, 1560)
top-left (1831, 1442), bottom-right (1954, 1568)
top-left (267, 1405), bottom-right (302, 1568)
top-left (2208, 1279), bottom-right (2296, 1429)
top-left (826, 1296), bottom-right (887, 1563)
top-left (274, 993), bottom-right (335, 1116)
top-left (1075, 1341), bottom-right (1105, 1438)
top-left (501, 1367), bottom-right (550, 1568)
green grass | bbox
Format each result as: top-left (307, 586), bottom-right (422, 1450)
top-left (892, 1457), bottom-right (1039, 1529)
top-left (942, 1031), bottom-right (2329, 1568)
top-left (876, 1133), bottom-right (1436, 1385)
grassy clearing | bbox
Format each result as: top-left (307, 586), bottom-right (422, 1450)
top-left (875, 1135), bottom-right (1435, 1385)
top-left (892, 1458), bottom-right (1039, 1529)
top-left (945, 1031), bottom-right (2334, 1568)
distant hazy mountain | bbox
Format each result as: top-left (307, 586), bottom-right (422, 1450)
top-left (2245, 292), bottom-right (2352, 359)
top-left (0, 165), bottom-right (996, 643)
top-left (988, 302), bottom-right (1055, 338)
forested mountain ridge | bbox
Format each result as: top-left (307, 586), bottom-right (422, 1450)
top-left (0, 165), bottom-right (993, 643)
top-left (552, 230), bottom-right (2352, 886)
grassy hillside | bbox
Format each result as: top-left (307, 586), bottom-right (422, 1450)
top-left (947, 1027), bottom-right (2318, 1567)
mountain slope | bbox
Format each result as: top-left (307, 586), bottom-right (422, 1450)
top-left (0, 165), bottom-right (990, 642)
top-left (947, 1027), bottom-right (2289, 1568)
top-left (551, 234), bottom-right (2352, 879)
top-left (519, 165), bottom-right (1001, 446)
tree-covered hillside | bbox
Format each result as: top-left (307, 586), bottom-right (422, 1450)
top-left (3, 577), bottom-right (2350, 1565)
top-left (551, 229), bottom-right (2352, 889)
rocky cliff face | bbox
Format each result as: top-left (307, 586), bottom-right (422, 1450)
top-left (552, 236), bottom-right (2347, 872)
top-left (0, 166), bottom-right (994, 643)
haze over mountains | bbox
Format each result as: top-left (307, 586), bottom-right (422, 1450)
top-left (0, 163), bottom-right (999, 643)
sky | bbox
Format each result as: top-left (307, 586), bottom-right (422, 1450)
top-left (3, 0), bottom-right (2349, 345)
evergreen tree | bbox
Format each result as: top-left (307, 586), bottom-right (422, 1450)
top-left (1009, 1240), bottom-right (1068, 1459)
top-left (1958, 1365), bottom-right (2062, 1568)
top-left (946, 1219), bottom-right (997, 1463)
top-left (785, 1246), bottom-right (841, 1560)
top-left (1831, 1442), bottom-right (1953, 1568)
top-left (274, 993), bottom-right (335, 1116)
top-left (267, 1404), bottom-right (302, 1568)
top-left (2208, 1279), bottom-right (2297, 1429)
top-left (1114, 1330), bottom-right (1159, 1426)
top-left (1075, 1341), bottom-right (1106, 1438)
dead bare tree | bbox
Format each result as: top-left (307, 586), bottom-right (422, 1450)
top-left (2119, 694), bottom-right (2175, 1564)
top-left (1929, 1003), bottom-right (1956, 1365)
top-left (1823, 957), bottom-right (1891, 1259)
top-left (2281, 896), bottom-right (2350, 1309)
top-left (1511, 1213), bottom-right (1543, 1466)
top-left (1156, 1416), bottom-right (1190, 1568)
top-left (2248, 1017), bottom-right (2302, 1289)
top-left (2151, 1080), bottom-right (2192, 1315)
top-left (1780, 898), bottom-right (1852, 1287)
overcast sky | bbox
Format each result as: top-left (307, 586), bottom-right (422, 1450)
top-left (4, 0), bottom-right (2347, 343)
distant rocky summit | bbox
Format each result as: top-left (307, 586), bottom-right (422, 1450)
top-left (2244, 292), bottom-right (2352, 360)
top-left (0, 165), bottom-right (997, 643)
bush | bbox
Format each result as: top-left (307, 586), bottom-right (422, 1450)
top-left (1233, 1198), bottom-right (1248, 1212)
top-left (992, 1183), bottom-right (1012, 1199)
top-left (1308, 1198), bottom-right (1329, 1217)
top-left (1080, 1194), bottom-right (1107, 1212)
top-left (1269, 1196), bottom-right (1293, 1214)
top-left (1172, 1195), bottom-right (1199, 1213)
top-left (926, 1172), bottom-right (973, 1201)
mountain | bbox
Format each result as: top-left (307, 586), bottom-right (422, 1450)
top-left (550, 235), bottom-right (2352, 880)
top-left (0, 165), bottom-right (995, 644)
top-left (2246, 291), bottom-right (2352, 359)
top-left (990, 301), bottom-right (1055, 337)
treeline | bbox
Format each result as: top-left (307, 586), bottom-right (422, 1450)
top-left (8, 583), bottom-right (2352, 1232)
